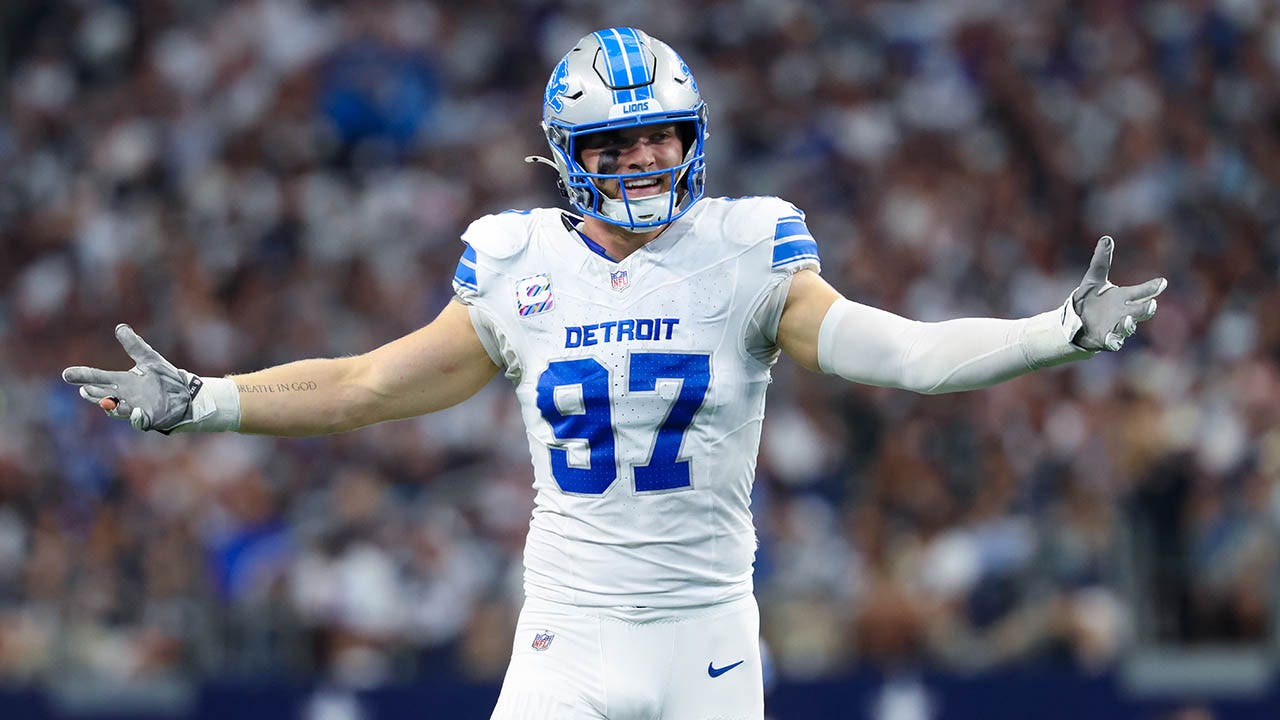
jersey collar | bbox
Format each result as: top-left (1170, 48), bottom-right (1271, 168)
top-left (560, 213), bottom-right (619, 263)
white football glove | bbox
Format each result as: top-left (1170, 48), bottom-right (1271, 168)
top-left (1069, 236), bottom-right (1166, 352)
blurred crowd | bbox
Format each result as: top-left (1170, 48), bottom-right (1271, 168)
top-left (2, 0), bottom-right (1280, 692)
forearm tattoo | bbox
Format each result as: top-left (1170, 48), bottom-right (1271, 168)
top-left (238, 381), bottom-right (319, 394)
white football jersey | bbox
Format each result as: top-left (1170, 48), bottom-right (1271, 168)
top-left (453, 197), bottom-right (820, 608)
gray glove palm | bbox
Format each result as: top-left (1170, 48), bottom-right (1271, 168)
top-left (1071, 236), bottom-right (1167, 352)
top-left (62, 324), bottom-right (203, 433)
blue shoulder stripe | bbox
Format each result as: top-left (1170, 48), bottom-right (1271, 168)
top-left (454, 244), bottom-right (478, 290)
top-left (773, 239), bottom-right (820, 266)
top-left (772, 216), bottom-right (819, 267)
top-left (775, 219), bottom-right (810, 241)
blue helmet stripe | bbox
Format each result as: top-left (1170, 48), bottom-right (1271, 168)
top-left (596, 28), bottom-right (654, 106)
top-left (611, 28), bottom-right (638, 86)
top-left (619, 28), bottom-right (652, 102)
top-left (593, 30), bottom-right (628, 85)
top-left (594, 30), bottom-right (631, 105)
top-left (618, 28), bottom-right (651, 82)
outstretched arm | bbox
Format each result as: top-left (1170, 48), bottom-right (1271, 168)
top-left (776, 236), bottom-right (1165, 393)
top-left (63, 300), bottom-right (499, 436)
top-left (233, 300), bottom-right (499, 434)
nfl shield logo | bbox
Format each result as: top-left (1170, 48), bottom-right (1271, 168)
top-left (610, 269), bottom-right (630, 292)
top-left (531, 630), bottom-right (555, 651)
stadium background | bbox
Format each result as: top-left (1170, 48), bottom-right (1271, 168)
top-left (2, 0), bottom-right (1279, 718)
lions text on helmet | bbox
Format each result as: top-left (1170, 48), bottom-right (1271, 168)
top-left (533, 27), bottom-right (708, 231)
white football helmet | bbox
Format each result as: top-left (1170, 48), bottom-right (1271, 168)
top-left (536, 28), bottom-right (708, 230)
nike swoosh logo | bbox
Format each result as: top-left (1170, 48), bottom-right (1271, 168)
top-left (707, 660), bottom-right (744, 678)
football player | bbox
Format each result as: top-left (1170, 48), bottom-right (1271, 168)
top-left (64, 28), bottom-right (1165, 720)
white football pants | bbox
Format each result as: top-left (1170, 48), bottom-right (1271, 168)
top-left (491, 594), bottom-right (763, 720)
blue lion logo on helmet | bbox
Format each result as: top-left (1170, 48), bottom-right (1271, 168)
top-left (545, 58), bottom-right (570, 113)
top-left (679, 58), bottom-right (698, 94)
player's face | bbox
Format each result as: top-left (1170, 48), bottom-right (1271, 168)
top-left (578, 124), bottom-right (685, 201)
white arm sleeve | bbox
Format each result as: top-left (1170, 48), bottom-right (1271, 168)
top-left (816, 297), bottom-right (1094, 394)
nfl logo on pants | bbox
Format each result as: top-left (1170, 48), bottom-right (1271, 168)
top-left (531, 630), bottom-right (555, 651)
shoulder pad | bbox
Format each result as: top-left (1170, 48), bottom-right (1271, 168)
top-left (721, 194), bottom-right (819, 270)
top-left (703, 196), bottom-right (805, 247)
top-left (460, 209), bottom-right (547, 261)
top-left (765, 200), bottom-right (819, 272)
top-left (705, 197), bottom-right (819, 271)
top-left (729, 195), bottom-right (805, 223)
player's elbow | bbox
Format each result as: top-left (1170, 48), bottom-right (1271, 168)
top-left (329, 354), bottom-right (390, 433)
top-left (890, 371), bottom-right (952, 395)
top-left (897, 363), bottom-right (991, 396)
top-left (894, 338), bottom-right (961, 395)
top-left (342, 352), bottom-right (491, 430)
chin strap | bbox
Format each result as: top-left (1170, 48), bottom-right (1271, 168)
top-left (599, 194), bottom-right (675, 227)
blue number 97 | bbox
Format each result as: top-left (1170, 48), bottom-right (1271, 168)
top-left (535, 353), bottom-right (710, 496)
